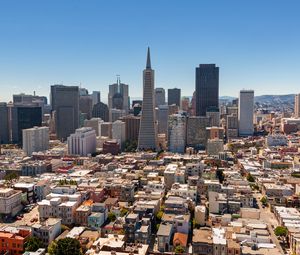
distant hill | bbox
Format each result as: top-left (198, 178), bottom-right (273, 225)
top-left (254, 94), bottom-right (295, 104)
top-left (130, 94), bottom-right (295, 106)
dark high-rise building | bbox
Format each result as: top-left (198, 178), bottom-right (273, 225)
top-left (11, 105), bottom-right (42, 144)
top-left (92, 102), bottom-right (109, 122)
top-left (195, 64), bottom-right (219, 116)
top-left (138, 47), bottom-right (157, 150)
top-left (13, 93), bottom-right (48, 105)
top-left (79, 95), bottom-right (93, 120)
top-left (168, 88), bottom-right (181, 107)
top-left (50, 85), bottom-right (79, 141)
top-left (0, 103), bottom-right (9, 144)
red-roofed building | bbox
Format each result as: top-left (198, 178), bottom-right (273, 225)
top-left (173, 232), bottom-right (188, 251)
top-left (0, 228), bottom-right (31, 254)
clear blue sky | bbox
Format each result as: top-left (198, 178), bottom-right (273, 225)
top-left (0, 0), bottom-right (300, 102)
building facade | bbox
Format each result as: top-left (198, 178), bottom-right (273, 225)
top-left (50, 85), bottom-right (79, 141)
top-left (155, 87), bottom-right (166, 107)
top-left (168, 88), bottom-right (181, 107)
top-left (195, 64), bottom-right (219, 116)
top-left (168, 113), bottom-right (186, 153)
top-left (67, 127), bottom-right (96, 156)
top-left (0, 102), bottom-right (9, 144)
top-left (295, 93), bottom-right (300, 118)
top-left (238, 90), bottom-right (254, 136)
top-left (92, 102), bottom-right (109, 122)
top-left (22, 126), bottom-right (49, 156)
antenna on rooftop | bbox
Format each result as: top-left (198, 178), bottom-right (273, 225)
top-left (116, 74), bottom-right (120, 85)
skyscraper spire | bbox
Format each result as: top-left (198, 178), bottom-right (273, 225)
top-left (146, 47), bottom-right (151, 69)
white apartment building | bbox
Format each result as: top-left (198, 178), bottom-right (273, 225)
top-left (32, 218), bottom-right (61, 246)
top-left (67, 127), bottom-right (96, 156)
top-left (112, 120), bottom-right (126, 148)
top-left (22, 126), bottom-right (49, 156)
top-left (38, 192), bottom-right (81, 225)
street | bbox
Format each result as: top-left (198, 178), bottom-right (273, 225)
top-left (254, 193), bottom-right (284, 255)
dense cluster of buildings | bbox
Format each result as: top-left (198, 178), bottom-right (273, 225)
top-left (0, 48), bottom-right (300, 254)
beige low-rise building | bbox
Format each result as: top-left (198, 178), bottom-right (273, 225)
top-left (0, 188), bottom-right (22, 216)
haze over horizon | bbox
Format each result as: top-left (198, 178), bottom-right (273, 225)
top-left (1, 0), bottom-right (300, 102)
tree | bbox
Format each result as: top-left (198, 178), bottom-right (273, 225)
top-left (274, 226), bottom-right (288, 237)
top-left (61, 224), bottom-right (70, 233)
top-left (48, 237), bottom-right (82, 255)
top-left (24, 236), bottom-right (43, 252)
top-left (216, 168), bottom-right (225, 183)
top-left (156, 210), bottom-right (164, 221)
top-left (4, 172), bottom-right (19, 186)
top-left (48, 241), bottom-right (57, 255)
top-left (108, 212), bottom-right (116, 222)
top-left (120, 208), bottom-right (128, 217)
top-left (274, 226), bottom-right (288, 245)
top-left (260, 196), bottom-right (267, 206)
top-left (124, 140), bottom-right (137, 152)
top-left (247, 173), bottom-right (255, 182)
top-left (174, 245), bottom-right (185, 254)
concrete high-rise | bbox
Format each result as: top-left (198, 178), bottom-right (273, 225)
top-left (168, 113), bottom-right (186, 153)
top-left (238, 90), bottom-right (254, 136)
top-left (22, 126), bottom-right (49, 156)
top-left (195, 64), bottom-right (219, 116)
top-left (168, 88), bottom-right (181, 107)
top-left (156, 105), bottom-right (169, 136)
top-left (67, 127), bottom-right (96, 156)
top-left (155, 88), bottom-right (166, 107)
top-left (50, 85), bottom-right (79, 141)
top-left (227, 114), bottom-right (238, 140)
top-left (120, 115), bottom-right (140, 142)
top-left (138, 47), bottom-right (157, 151)
top-left (91, 91), bottom-right (101, 105)
top-left (108, 77), bottom-right (129, 113)
top-left (84, 118), bottom-right (103, 136)
top-left (112, 120), bottom-right (126, 148)
top-left (295, 94), bottom-right (300, 118)
top-left (187, 116), bottom-right (210, 149)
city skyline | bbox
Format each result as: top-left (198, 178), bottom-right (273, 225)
top-left (1, 1), bottom-right (300, 102)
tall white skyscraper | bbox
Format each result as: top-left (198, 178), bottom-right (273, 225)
top-left (295, 94), bottom-right (300, 118)
top-left (112, 120), bottom-right (126, 148)
top-left (138, 47), bottom-right (157, 150)
top-left (67, 127), bottom-right (96, 156)
top-left (238, 90), bottom-right (254, 136)
top-left (22, 126), bottom-right (49, 156)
